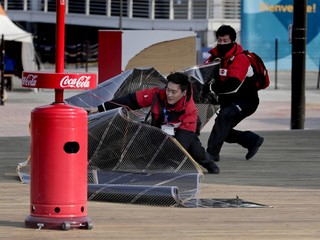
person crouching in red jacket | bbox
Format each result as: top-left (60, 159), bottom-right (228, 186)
top-left (87, 72), bottom-right (220, 174)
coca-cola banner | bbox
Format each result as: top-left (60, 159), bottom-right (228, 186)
top-left (22, 72), bottom-right (97, 90)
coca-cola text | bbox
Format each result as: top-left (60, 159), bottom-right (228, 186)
top-left (22, 74), bottom-right (38, 87)
top-left (60, 75), bottom-right (91, 88)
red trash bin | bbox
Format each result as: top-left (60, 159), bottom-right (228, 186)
top-left (25, 103), bottom-right (92, 230)
top-left (22, 72), bottom-right (96, 230)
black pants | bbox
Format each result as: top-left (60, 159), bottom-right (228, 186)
top-left (175, 129), bottom-right (214, 169)
top-left (207, 98), bottom-right (260, 160)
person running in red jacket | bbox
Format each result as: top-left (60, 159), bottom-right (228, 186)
top-left (87, 72), bottom-right (220, 174)
top-left (203, 25), bottom-right (264, 162)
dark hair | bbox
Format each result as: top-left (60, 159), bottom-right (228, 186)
top-left (166, 72), bottom-right (190, 93)
top-left (216, 25), bottom-right (237, 42)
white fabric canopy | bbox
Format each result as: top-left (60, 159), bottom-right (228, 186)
top-left (0, 5), bottom-right (37, 72)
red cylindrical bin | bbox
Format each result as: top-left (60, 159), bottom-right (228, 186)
top-left (25, 103), bottom-right (92, 230)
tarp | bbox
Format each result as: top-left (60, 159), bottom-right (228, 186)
top-left (0, 4), bottom-right (37, 73)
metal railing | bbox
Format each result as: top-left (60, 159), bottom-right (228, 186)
top-left (0, 0), bottom-right (241, 20)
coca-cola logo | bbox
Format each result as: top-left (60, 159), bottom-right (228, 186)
top-left (22, 74), bottom-right (38, 87)
top-left (60, 75), bottom-right (91, 88)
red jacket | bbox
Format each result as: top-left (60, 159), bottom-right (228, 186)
top-left (135, 87), bottom-right (198, 133)
top-left (204, 43), bottom-right (251, 95)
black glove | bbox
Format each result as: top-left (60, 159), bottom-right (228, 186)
top-left (200, 79), bottom-right (219, 104)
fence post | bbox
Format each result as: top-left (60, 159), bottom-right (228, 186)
top-left (0, 35), bottom-right (5, 106)
top-left (275, 38), bottom-right (278, 90)
top-left (317, 58), bottom-right (320, 89)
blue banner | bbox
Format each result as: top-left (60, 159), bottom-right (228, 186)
top-left (241, 0), bottom-right (320, 70)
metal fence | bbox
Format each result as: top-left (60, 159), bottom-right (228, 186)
top-left (0, 0), bottom-right (241, 20)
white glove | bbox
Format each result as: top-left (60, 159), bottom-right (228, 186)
top-left (85, 107), bottom-right (99, 115)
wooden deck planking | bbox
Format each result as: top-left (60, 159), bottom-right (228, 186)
top-left (0, 130), bottom-right (319, 239)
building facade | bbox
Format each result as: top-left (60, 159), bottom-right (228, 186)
top-left (1, 0), bottom-right (241, 64)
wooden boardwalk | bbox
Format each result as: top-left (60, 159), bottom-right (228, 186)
top-left (0, 130), bottom-right (320, 239)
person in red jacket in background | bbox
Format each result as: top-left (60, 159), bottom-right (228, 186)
top-left (203, 25), bottom-right (264, 163)
top-left (86, 72), bottom-right (220, 174)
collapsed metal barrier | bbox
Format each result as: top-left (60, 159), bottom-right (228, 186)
top-left (17, 64), bottom-right (269, 208)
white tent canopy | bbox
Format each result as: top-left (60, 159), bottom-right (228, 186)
top-left (0, 4), bottom-right (36, 73)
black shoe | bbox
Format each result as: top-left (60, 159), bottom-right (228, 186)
top-left (246, 137), bottom-right (264, 160)
top-left (207, 162), bottom-right (220, 174)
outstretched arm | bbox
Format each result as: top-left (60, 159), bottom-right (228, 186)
top-left (86, 93), bottom-right (140, 114)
